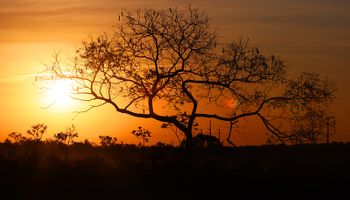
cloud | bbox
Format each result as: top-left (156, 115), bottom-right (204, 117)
top-left (0, 73), bottom-right (40, 83)
top-left (0, 0), bottom-right (189, 43)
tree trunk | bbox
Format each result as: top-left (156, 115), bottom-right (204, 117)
top-left (181, 129), bottom-right (194, 167)
top-left (184, 129), bottom-right (193, 150)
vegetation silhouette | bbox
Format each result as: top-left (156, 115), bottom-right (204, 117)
top-left (1, 124), bottom-right (348, 199)
top-left (98, 135), bottom-right (118, 147)
top-left (180, 133), bottom-right (222, 149)
top-left (26, 124), bottom-right (48, 141)
top-left (1, 135), bottom-right (349, 199)
top-left (8, 123), bottom-right (48, 143)
top-left (53, 124), bottom-right (79, 160)
top-left (53, 125), bottom-right (79, 145)
top-left (47, 6), bottom-right (336, 148)
top-left (131, 126), bottom-right (151, 146)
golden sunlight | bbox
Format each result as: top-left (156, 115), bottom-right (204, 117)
top-left (43, 79), bottom-right (75, 108)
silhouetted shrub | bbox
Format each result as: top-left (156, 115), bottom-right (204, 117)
top-left (98, 135), bottom-right (118, 147)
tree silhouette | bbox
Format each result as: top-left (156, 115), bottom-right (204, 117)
top-left (54, 125), bottom-right (78, 145)
top-left (48, 6), bottom-right (336, 147)
top-left (26, 124), bottom-right (47, 142)
top-left (8, 124), bottom-right (48, 143)
top-left (53, 132), bottom-right (68, 144)
top-left (98, 135), bottom-right (118, 147)
top-left (53, 125), bottom-right (78, 160)
top-left (8, 132), bottom-right (27, 144)
top-left (132, 127), bottom-right (151, 146)
top-left (190, 134), bottom-right (222, 148)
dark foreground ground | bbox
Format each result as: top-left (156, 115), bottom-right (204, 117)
top-left (0, 142), bottom-right (349, 199)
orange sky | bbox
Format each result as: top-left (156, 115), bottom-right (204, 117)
top-left (1, 0), bottom-right (349, 145)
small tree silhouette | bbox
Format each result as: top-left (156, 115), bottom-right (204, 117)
top-left (53, 132), bottom-right (68, 144)
top-left (53, 125), bottom-right (78, 161)
top-left (98, 135), bottom-right (118, 147)
top-left (53, 125), bottom-right (78, 145)
top-left (132, 127), bottom-right (151, 146)
top-left (8, 132), bottom-right (27, 144)
top-left (192, 134), bottom-right (222, 148)
top-left (26, 124), bottom-right (47, 141)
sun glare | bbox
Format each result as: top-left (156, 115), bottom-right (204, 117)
top-left (44, 79), bottom-right (75, 108)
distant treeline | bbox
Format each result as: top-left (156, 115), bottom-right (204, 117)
top-left (0, 140), bottom-right (349, 199)
top-left (6, 123), bottom-right (156, 147)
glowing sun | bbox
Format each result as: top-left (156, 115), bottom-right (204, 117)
top-left (45, 79), bottom-right (75, 108)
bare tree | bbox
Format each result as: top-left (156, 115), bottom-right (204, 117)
top-left (48, 7), bottom-right (336, 147)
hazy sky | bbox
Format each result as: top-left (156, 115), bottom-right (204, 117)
top-left (0, 0), bottom-right (349, 145)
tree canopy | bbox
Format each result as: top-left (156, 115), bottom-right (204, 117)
top-left (49, 7), bottom-right (336, 146)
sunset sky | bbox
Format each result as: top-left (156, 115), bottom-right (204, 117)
top-left (1, 0), bottom-right (349, 145)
